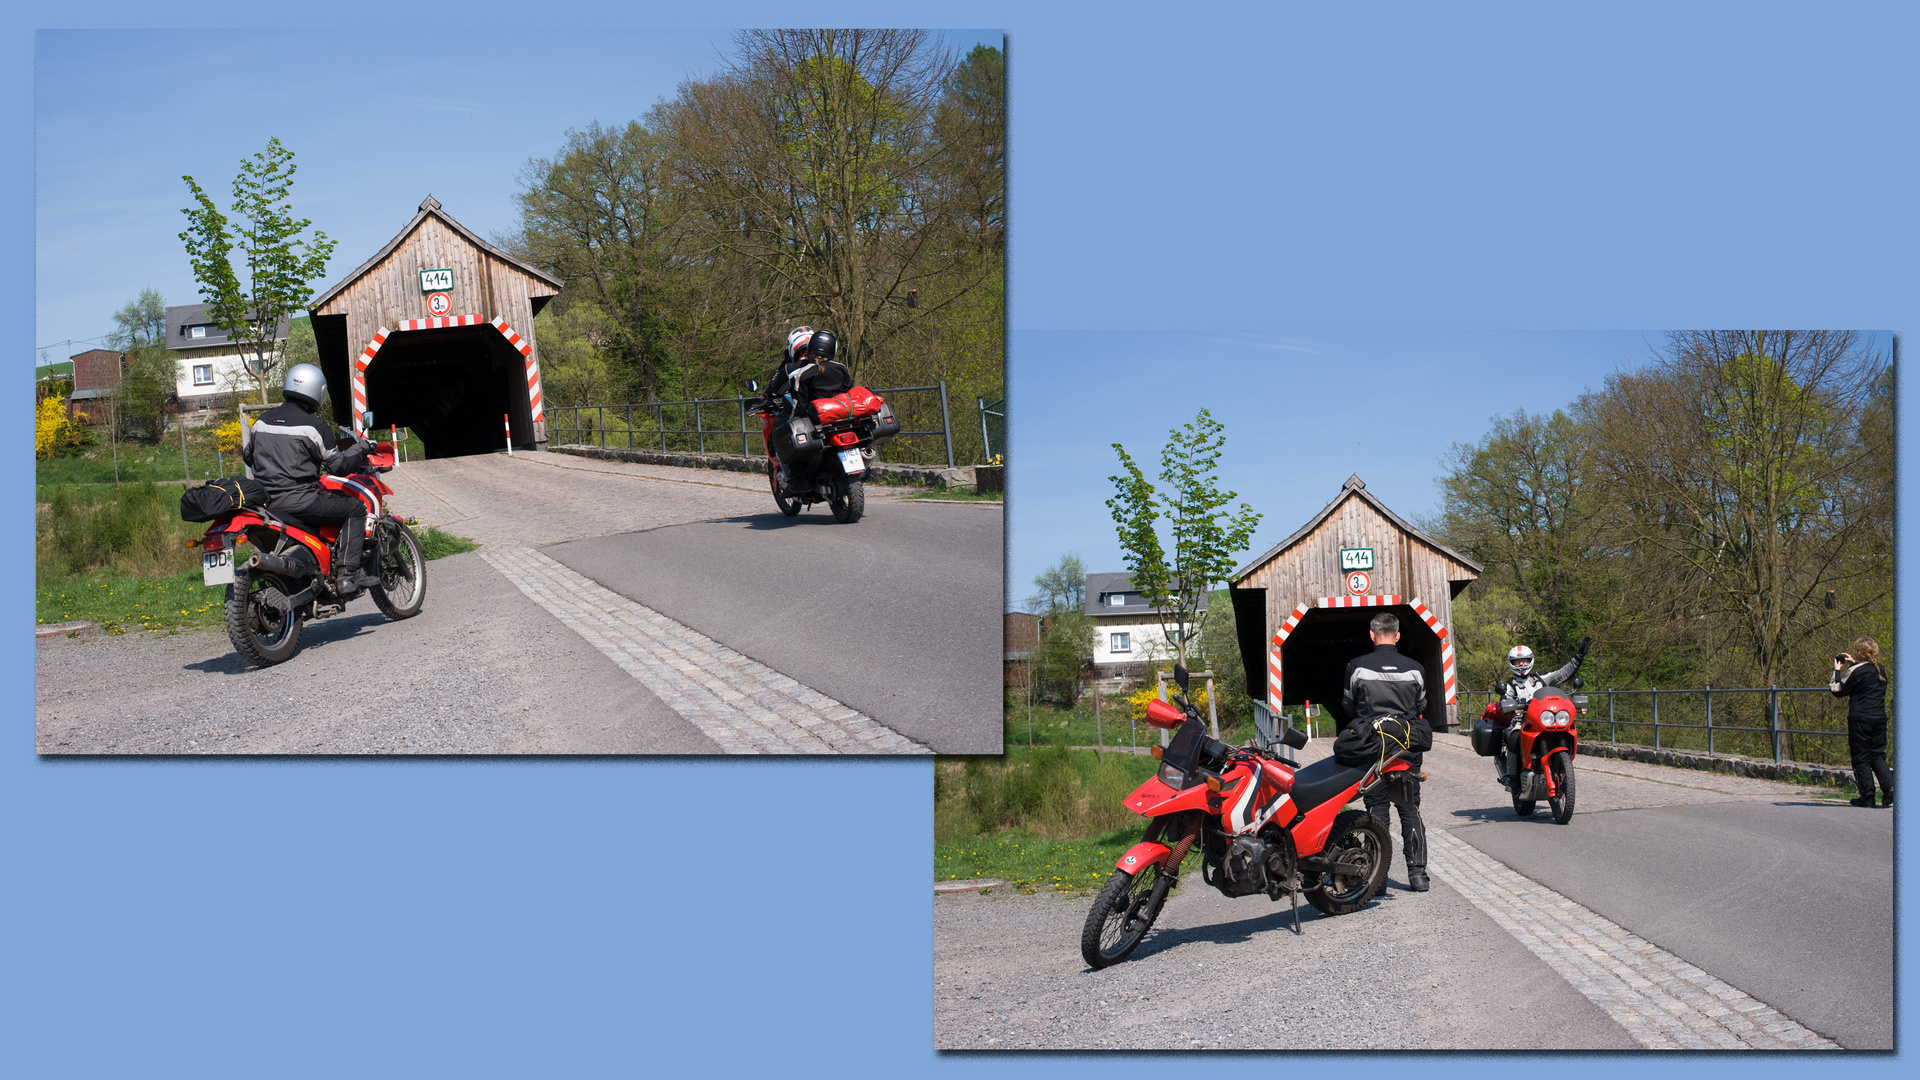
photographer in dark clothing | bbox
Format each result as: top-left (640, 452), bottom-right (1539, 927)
top-left (1340, 612), bottom-right (1430, 892)
top-left (242, 363), bottom-right (377, 597)
top-left (1831, 637), bottom-right (1892, 808)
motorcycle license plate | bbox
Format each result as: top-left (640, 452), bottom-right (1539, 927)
top-left (202, 548), bottom-right (234, 586)
top-left (838, 448), bottom-right (865, 475)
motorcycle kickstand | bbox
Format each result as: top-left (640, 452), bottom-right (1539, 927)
top-left (1290, 883), bottom-right (1302, 935)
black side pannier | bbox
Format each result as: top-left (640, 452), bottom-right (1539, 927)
top-left (180, 476), bottom-right (270, 522)
top-left (1470, 718), bottom-right (1503, 757)
top-left (769, 415), bottom-right (823, 465)
top-left (869, 402), bottom-right (901, 442)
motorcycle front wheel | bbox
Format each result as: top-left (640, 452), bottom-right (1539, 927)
top-left (225, 568), bottom-right (303, 667)
top-left (1305, 809), bottom-right (1390, 915)
top-left (1080, 865), bottom-right (1173, 969)
top-left (829, 479), bottom-right (865, 523)
top-left (769, 461), bottom-right (802, 517)
top-left (371, 520), bottom-right (426, 620)
top-left (1548, 756), bottom-right (1576, 824)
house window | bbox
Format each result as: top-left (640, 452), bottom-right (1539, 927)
top-left (1108, 593), bottom-right (1129, 607)
top-left (190, 325), bottom-right (207, 339)
top-left (1111, 632), bottom-right (1131, 653)
top-left (192, 365), bottom-right (214, 386)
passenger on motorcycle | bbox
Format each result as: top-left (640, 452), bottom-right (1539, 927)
top-left (242, 363), bottom-right (379, 596)
top-left (1492, 641), bottom-right (1587, 788)
top-left (1340, 611), bottom-right (1431, 892)
top-left (766, 327), bottom-right (853, 417)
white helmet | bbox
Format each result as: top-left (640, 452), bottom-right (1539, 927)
top-left (1507, 645), bottom-right (1535, 677)
top-left (784, 326), bottom-right (814, 362)
top-left (283, 363), bottom-right (327, 410)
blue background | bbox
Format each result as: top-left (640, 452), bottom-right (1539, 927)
top-left (7, 2), bottom-right (1912, 1077)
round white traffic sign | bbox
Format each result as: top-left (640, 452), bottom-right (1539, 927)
top-left (426, 291), bottom-right (452, 317)
top-left (1345, 570), bottom-right (1370, 595)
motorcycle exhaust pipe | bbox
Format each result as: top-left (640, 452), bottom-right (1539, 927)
top-left (247, 551), bottom-right (306, 577)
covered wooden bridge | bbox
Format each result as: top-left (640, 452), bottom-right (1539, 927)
top-left (308, 196), bottom-right (562, 457)
top-left (1230, 474), bottom-right (1482, 731)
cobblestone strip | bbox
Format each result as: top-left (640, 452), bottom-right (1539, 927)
top-left (481, 547), bottom-right (928, 755)
top-left (1426, 829), bottom-right (1838, 1050)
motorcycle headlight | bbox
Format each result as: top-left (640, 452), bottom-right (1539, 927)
top-left (1556, 710), bottom-right (1572, 727)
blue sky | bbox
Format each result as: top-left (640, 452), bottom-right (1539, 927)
top-left (33, 28), bottom-right (999, 362)
top-left (1007, 329), bottom-right (1895, 610)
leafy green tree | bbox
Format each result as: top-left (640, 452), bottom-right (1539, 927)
top-left (1106, 409), bottom-right (1262, 668)
top-left (1032, 611), bottom-right (1095, 707)
top-left (107, 288), bottom-right (169, 350)
top-left (1197, 588), bottom-right (1253, 729)
top-left (1027, 552), bottom-right (1086, 616)
top-left (179, 137), bottom-right (337, 404)
top-left (114, 346), bottom-right (180, 441)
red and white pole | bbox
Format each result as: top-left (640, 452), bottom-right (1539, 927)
top-left (504, 412), bottom-right (513, 455)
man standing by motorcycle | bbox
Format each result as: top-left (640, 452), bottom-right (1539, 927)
top-left (1340, 612), bottom-right (1431, 892)
top-left (242, 363), bottom-right (378, 596)
top-left (1493, 638), bottom-right (1590, 789)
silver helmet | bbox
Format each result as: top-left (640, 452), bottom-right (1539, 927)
top-left (283, 363), bottom-right (327, 410)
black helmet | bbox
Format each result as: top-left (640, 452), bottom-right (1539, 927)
top-left (806, 330), bottom-right (838, 361)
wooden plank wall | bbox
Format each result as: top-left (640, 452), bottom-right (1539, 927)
top-left (313, 216), bottom-right (553, 369)
top-left (1238, 494), bottom-right (1475, 655)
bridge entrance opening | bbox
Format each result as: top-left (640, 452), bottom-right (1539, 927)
top-left (1277, 604), bottom-right (1447, 728)
top-left (361, 324), bottom-right (530, 458)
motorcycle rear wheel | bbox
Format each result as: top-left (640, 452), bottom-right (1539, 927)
top-left (830, 479), bottom-right (865, 523)
top-left (1548, 756), bottom-right (1576, 824)
top-left (769, 461), bottom-right (802, 517)
top-left (225, 568), bottom-right (303, 667)
top-left (371, 520), bottom-right (426, 620)
top-left (1080, 865), bottom-right (1173, 969)
top-left (1304, 810), bottom-right (1390, 915)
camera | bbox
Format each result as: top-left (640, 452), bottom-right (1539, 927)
top-left (1835, 653), bottom-right (1852, 664)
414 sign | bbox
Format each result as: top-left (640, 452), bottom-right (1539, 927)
top-left (1340, 547), bottom-right (1374, 571)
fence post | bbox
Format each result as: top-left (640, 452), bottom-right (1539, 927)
top-left (1705, 685), bottom-right (1713, 755)
top-left (740, 400), bottom-right (750, 456)
top-left (598, 406), bottom-right (606, 448)
top-left (938, 380), bottom-right (954, 468)
top-left (1609, 690), bottom-right (1616, 743)
top-left (626, 404), bottom-right (633, 450)
top-left (696, 401), bottom-right (705, 454)
top-left (1652, 688), bottom-right (1660, 749)
top-left (1770, 686), bottom-right (1781, 763)
top-left (979, 396), bottom-right (992, 461)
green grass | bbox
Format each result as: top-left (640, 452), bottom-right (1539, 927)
top-left (417, 527), bottom-right (479, 560)
top-left (38, 567), bottom-right (225, 633)
top-left (38, 422), bottom-right (428, 487)
top-left (934, 828), bottom-right (1146, 894)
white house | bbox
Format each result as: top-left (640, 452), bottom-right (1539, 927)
top-left (1086, 571), bottom-right (1210, 678)
top-left (164, 303), bottom-right (290, 414)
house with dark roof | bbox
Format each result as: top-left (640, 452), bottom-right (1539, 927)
top-left (164, 303), bottom-right (291, 412)
top-left (1085, 571), bottom-right (1209, 678)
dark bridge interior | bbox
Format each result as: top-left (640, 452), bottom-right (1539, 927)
top-left (1232, 590), bottom-right (1449, 731)
top-left (315, 318), bottom-right (533, 458)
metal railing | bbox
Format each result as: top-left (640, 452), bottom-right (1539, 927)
top-left (1457, 686), bottom-right (1888, 767)
top-left (545, 381), bottom-right (957, 467)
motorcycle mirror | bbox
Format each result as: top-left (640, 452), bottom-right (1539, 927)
top-left (1173, 664), bottom-right (1189, 690)
top-left (1569, 676), bottom-right (1584, 690)
top-left (1281, 725), bottom-right (1308, 750)
top-left (745, 379), bottom-right (760, 394)
top-left (361, 410), bottom-right (375, 432)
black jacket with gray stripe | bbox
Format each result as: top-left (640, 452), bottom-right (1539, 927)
top-left (1342, 643), bottom-right (1427, 724)
top-left (241, 401), bottom-right (361, 504)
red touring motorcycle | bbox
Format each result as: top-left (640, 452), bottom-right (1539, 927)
top-left (1474, 687), bottom-right (1580, 823)
top-left (1081, 666), bottom-right (1403, 969)
top-left (749, 380), bottom-right (901, 523)
top-left (183, 419), bottom-right (425, 667)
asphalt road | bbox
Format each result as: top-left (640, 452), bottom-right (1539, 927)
top-left (38, 452), bottom-right (1004, 754)
top-left (936, 735), bottom-right (1893, 1049)
top-left (1453, 794), bottom-right (1894, 1049)
top-left (543, 496), bottom-right (1004, 754)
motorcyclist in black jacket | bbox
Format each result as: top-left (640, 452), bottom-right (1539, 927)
top-left (242, 363), bottom-right (379, 596)
top-left (1492, 639), bottom-right (1589, 789)
top-left (1341, 611), bottom-right (1430, 892)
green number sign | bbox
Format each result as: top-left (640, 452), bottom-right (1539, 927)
top-left (1340, 547), bottom-right (1374, 571)
top-left (419, 268), bottom-right (454, 293)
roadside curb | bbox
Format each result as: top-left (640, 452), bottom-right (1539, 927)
top-left (936, 878), bottom-right (1007, 894)
top-left (549, 444), bottom-right (976, 488)
top-left (1575, 740), bottom-right (1853, 787)
top-left (35, 621), bottom-right (95, 638)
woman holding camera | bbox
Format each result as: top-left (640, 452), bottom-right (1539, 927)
top-left (1830, 637), bottom-right (1892, 808)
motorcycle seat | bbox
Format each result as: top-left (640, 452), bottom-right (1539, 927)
top-left (1287, 755), bottom-right (1372, 814)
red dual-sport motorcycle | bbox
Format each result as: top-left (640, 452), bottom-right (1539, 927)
top-left (749, 381), bottom-right (901, 523)
top-left (1474, 686), bottom-right (1580, 823)
top-left (192, 426), bottom-right (425, 667)
top-left (1081, 667), bottom-right (1403, 969)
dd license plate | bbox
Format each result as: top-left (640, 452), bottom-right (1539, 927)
top-left (839, 448), bottom-right (865, 475)
top-left (202, 548), bottom-right (234, 586)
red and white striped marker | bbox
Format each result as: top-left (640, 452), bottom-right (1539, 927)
top-left (504, 413), bottom-right (513, 455)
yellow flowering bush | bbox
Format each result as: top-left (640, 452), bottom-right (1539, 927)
top-left (36, 395), bottom-right (83, 459)
top-left (214, 416), bottom-right (247, 455)
top-left (1127, 682), bottom-right (1208, 720)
